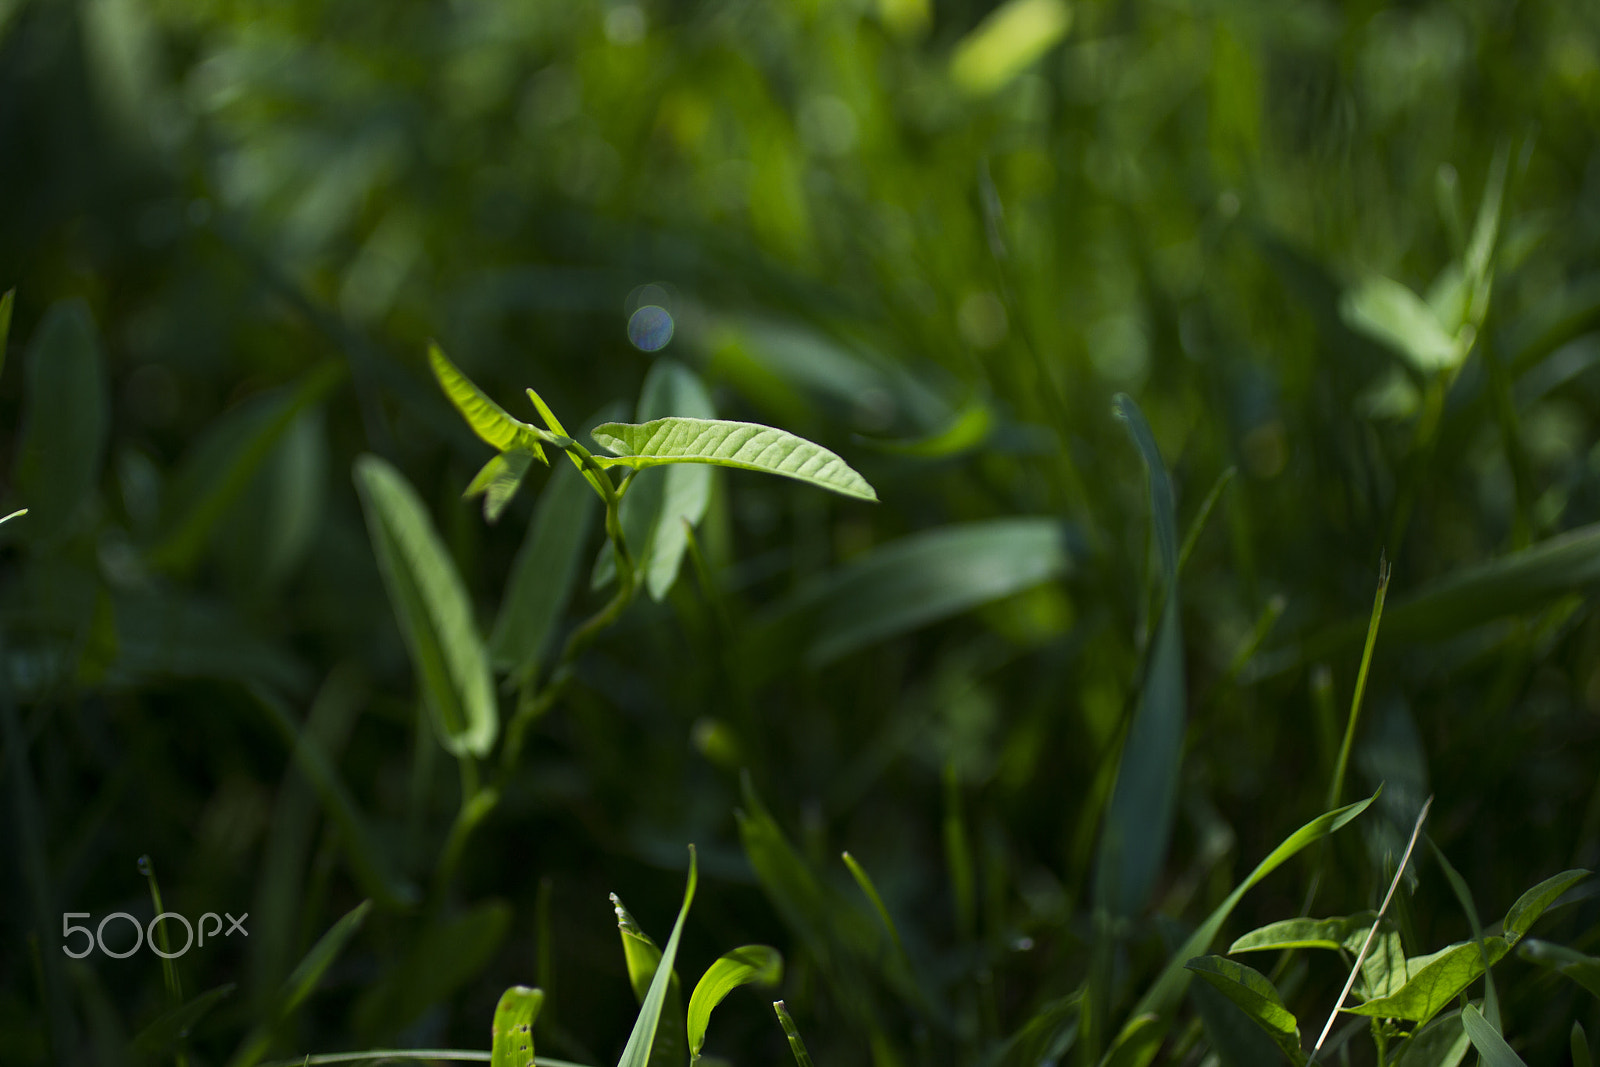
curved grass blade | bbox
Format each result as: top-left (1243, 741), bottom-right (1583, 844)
top-left (1516, 940), bottom-right (1600, 999)
top-left (429, 343), bottom-right (546, 460)
top-left (772, 1000), bottom-right (816, 1067)
top-left (842, 851), bottom-right (905, 956)
top-left (490, 986), bottom-right (545, 1067)
top-left (1096, 394), bottom-right (1185, 918)
top-left (1429, 838), bottom-right (1498, 1026)
top-left (591, 417), bottom-right (877, 501)
top-left (1461, 1004), bottom-right (1527, 1067)
top-left (687, 945), bottom-right (782, 1061)
top-left (776, 517), bottom-right (1072, 665)
top-left (1126, 791), bottom-right (1376, 1027)
top-left (490, 462), bottom-right (599, 683)
top-left (617, 847), bottom-right (698, 1067)
top-left (1186, 957), bottom-right (1305, 1064)
top-left (12, 299), bottom-right (109, 540)
top-left (355, 455), bottom-right (498, 758)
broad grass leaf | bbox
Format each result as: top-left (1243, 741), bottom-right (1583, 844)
top-left (465, 448), bottom-right (538, 524)
top-left (591, 417), bottom-right (877, 501)
top-left (616, 847), bottom-right (698, 1067)
top-left (1461, 1004), bottom-right (1528, 1067)
top-left (429, 342), bottom-right (546, 459)
top-left (1341, 274), bottom-right (1464, 372)
top-left (1100, 1013), bottom-right (1162, 1067)
top-left (491, 986), bottom-right (545, 1067)
top-left (1186, 956), bottom-right (1305, 1064)
top-left (1502, 868), bottom-right (1588, 943)
top-left (130, 983), bottom-right (234, 1062)
top-left (776, 517), bottom-right (1072, 666)
top-left (687, 945), bottom-right (783, 1058)
top-left (1344, 938), bottom-right (1509, 1024)
top-left (1517, 940), bottom-right (1600, 999)
top-left (354, 455), bottom-right (497, 758)
top-left (1126, 792), bottom-right (1375, 1026)
top-left (151, 364), bottom-right (342, 571)
top-left (1096, 394), bottom-right (1185, 918)
top-left (1228, 913), bottom-right (1378, 954)
top-left (490, 462), bottom-right (599, 681)
top-left (12, 299), bottom-right (109, 540)
top-left (351, 901), bottom-right (512, 1040)
top-left (1391, 1009), bottom-right (1471, 1067)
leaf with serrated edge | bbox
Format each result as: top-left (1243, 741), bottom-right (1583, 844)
top-left (1503, 869), bottom-right (1588, 944)
top-left (616, 848), bottom-right (698, 1067)
top-left (591, 417), bottom-right (877, 501)
top-left (1461, 1004), bottom-right (1528, 1067)
top-left (355, 455), bottom-right (498, 757)
top-left (429, 342), bottom-right (547, 460)
top-left (491, 986), bottom-right (545, 1067)
top-left (687, 946), bottom-right (782, 1059)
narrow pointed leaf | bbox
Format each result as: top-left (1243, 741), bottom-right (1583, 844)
top-left (591, 417), bottom-right (877, 501)
top-left (355, 455), bottom-right (498, 757)
top-left (1502, 869), bottom-right (1588, 944)
top-left (1461, 1004), bottom-right (1527, 1067)
top-left (465, 448), bottom-right (537, 524)
top-left (490, 986), bottom-right (545, 1067)
top-left (1344, 938), bottom-right (1509, 1024)
top-left (616, 847), bottom-right (698, 1067)
top-left (429, 342), bottom-right (546, 459)
top-left (490, 462), bottom-right (598, 680)
top-left (1186, 956), bottom-right (1305, 1063)
top-left (1128, 792), bottom-right (1375, 1024)
top-left (687, 945), bottom-right (783, 1057)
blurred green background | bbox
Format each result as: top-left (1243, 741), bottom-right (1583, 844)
top-left (2, 0), bottom-right (1599, 1062)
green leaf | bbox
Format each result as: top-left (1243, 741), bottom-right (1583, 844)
top-left (1575, 1022), bottom-right (1593, 1067)
top-left (591, 417), bottom-right (877, 501)
top-left (354, 455), bottom-right (498, 758)
top-left (1341, 274), bottom-right (1466, 373)
top-left (949, 0), bottom-right (1072, 95)
top-left (1343, 938), bottom-right (1509, 1024)
top-left (775, 517), bottom-right (1072, 665)
top-left (130, 983), bottom-right (234, 1061)
top-left (490, 986), bottom-right (545, 1067)
top-left (616, 846), bottom-right (698, 1067)
top-left (1502, 868), bottom-right (1588, 943)
top-left (429, 342), bottom-right (547, 459)
top-left (1390, 1008), bottom-right (1471, 1067)
top-left (772, 1000), bottom-right (817, 1067)
top-left (1096, 394), bottom-right (1185, 918)
top-left (489, 462), bottom-right (599, 681)
top-left (11, 299), bottom-right (109, 540)
top-left (687, 945), bottom-right (783, 1059)
top-left (1101, 1013), bottom-right (1162, 1067)
top-left (151, 364), bottom-right (343, 571)
top-left (1358, 926), bottom-right (1412, 1000)
top-left (1429, 839), bottom-right (1498, 1026)
top-left (1125, 792), bottom-right (1375, 1026)
top-left (1229, 913), bottom-right (1378, 954)
top-left (1517, 940), bottom-right (1600, 1000)
top-left (595, 362), bottom-right (717, 599)
top-left (1461, 1004), bottom-right (1527, 1067)
top-left (1186, 957), bottom-right (1305, 1064)
top-left (465, 448), bottom-right (538, 524)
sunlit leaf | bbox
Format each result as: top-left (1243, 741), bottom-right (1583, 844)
top-left (1341, 274), bottom-right (1466, 372)
top-left (1502, 869), bottom-right (1588, 943)
top-left (1186, 956), bottom-right (1304, 1064)
top-left (591, 417), bottom-right (876, 501)
top-left (1343, 938), bottom-right (1509, 1025)
top-left (616, 847), bottom-right (698, 1067)
top-left (687, 945), bottom-right (782, 1059)
top-left (464, 448), bottom-right (538, 524)
top-left (490, 986), bottom-right (545, 1067)
top-left (1229, 913), bottom-right (1378, 954)
top-left (429, 342), bottom-right (547, 459)
top-left (354, 455), bottom-right (498, 758)
top-left (950, 0), bottom-right (1072, 95)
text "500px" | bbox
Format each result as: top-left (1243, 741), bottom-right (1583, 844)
top-left (62, 911), bottom-right (248, 959)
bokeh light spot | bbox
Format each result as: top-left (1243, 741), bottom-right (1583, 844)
top-left (628, 305), bottom-right (674, 351)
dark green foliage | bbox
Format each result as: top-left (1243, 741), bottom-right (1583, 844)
top-left (3, 0), bottom-right (1600, 1064)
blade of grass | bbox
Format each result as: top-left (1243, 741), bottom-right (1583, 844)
top-left (137, 855), bottom-right (186, 1010)
top-left (1427, 838), bottom-right (1498, 1028)
top-left (841, 851), bottom-right (905, 958)
top-left (773, 1001), bottom-right (817, 1067)
top-left (1310, 796), bottom-right (1432, 1060)
top-left (616, 847), bottom-right (698, 1067)
top-left (1461, 1004), bottom-right (1527, 1067)
top-left (1328, 555), bottom-right (1390, 809)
